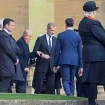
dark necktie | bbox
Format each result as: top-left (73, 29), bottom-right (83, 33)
top-left (48, 35), bottom-right (52, 52)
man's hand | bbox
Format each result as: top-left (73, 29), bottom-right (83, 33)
top-left (78, 68), bottom-right (83, 77)
top-left (74, 76), bottom-right (77, 83)
top-left (37, 51), bottom-right (43, 56)
top-left (53, 67), bottom-right (57, 73)
top-left (37, 51), bottom-right (50, 59)
top-left (24, 67), bottom-right (29, 72)
top-left (42, 54), bottom-right (50, 59)
top-left (15, 59), bottom-right (19, 65)
top-left (53, 66), bottom-right (60, 73)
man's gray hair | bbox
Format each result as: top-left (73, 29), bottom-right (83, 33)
top-left (22, 27), bottom-right (32, 37)
top-left (84, 11), bottom-right (94, 17)
top-left (47, 22), bottom-right (56, 29)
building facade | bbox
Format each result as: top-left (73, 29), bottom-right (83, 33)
top-left (0, 0), bottom-right (105, 91)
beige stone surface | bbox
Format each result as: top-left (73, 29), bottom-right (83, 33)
top-left (0, 0), bottom-right (29, 40)
top-left (0, 0), bottom-right (105, 100)
top-left (54, 0), bottom-right (105, 35)
top-left (29, 0), bottom-right (54, 51)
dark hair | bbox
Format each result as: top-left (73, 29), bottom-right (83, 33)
top-left (65, 18), bottom-right (74, 27)
top-left (3, 18), bottom-right (14, 28)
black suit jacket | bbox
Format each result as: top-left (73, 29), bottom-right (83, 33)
top-left (32, 34), bottom-right (56, 72)
top-left (17, 37), bottom-right (30, 79)
top-left (0, 30), bottom-right (19, 76)
top-left (79, 17), bottom-right (105, 62)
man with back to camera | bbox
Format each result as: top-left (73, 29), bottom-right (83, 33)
top-left (54, 18), bottom-right (83, 96)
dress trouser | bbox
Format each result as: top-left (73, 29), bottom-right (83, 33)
top-left (76, 81), bottom-right (88, 97)
top-left (84, 82), bottom-right (97, 105)
top-left (35, 67), bottom-right (55, 94)
top-left (15, 75), bottom-right (27, 93)
top-left (60, 64), bottom-right (77, 96)
top-left (0, 76), bottom-right (12, 93)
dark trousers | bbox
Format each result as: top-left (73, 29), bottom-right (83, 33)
top-left (15, 76), bottom-right (27, 93)
top-left (76, 81), bottom-right (88, 97)
top-left (103, 85), bottom-right (105, 91)
top-left (0, 76), bottom-right (12, 93)
top-left (35, 70), bottom-right (55, 94)
top-left (60, 65), bottom-right (77, 96)
top-left (84, 82), bottom-right (97, 105)
top-left (54, 71), bottom-right (62, 95)
top-left (15, 81), bottom-right (27, 93)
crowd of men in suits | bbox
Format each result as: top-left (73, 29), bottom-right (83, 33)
top-left (0, 1), bottom-right (105, 105)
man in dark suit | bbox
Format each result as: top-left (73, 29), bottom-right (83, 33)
top-left (54, 18), bottom-right (83, 96)
top-left (0, 18), bottom-right (19, 92)
top-left (32, 22), bottom-right (56, 94)
top-left (16, 28), bottom-right (32, 93)
top-left (78, 1), bottom-right (105, 105)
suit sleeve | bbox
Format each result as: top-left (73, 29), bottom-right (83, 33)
top-left (77, 36), bottom-right (83, 68)
top-left (31, 37), bottom-right (42, 58)
top-left (17, 41), bottom-right (23, 55)
top-left (17, 41), bottom-right (26, 69)
top-left (15, 44), bottom-right (21, 56)
top-left (0, 36), bottom-right (17, 63)
top-left (54, 34), bottom-right (61, 67)
top-left (91, 20), bottom-right (105, 46)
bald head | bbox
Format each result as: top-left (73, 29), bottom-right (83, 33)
top-left (22, 29), bottom-right (32, 37)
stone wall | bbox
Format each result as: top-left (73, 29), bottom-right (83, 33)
top-left (54, 0), bottom-right (105, 35)
top-left (1, 0), bottom-right (105, 95)
top-left (29, 0), bottom-right (54, 51)
top-left (0, 0), bottom-right (29, 40)
top-left (28, 0), bottom-right (54, 87)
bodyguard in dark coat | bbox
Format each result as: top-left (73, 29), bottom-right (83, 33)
top-left (78, 1), bottom-right (105, 105)
top-left (16, 29), bottom-right (32, 93)
top-left (32, 22), bottom-right (56, 94)
top-left (0, 18), bottom-right (19, 92)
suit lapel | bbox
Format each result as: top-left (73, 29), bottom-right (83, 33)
top-left (43, 34), bottom-right (50, 53)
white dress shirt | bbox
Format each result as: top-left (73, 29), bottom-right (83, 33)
top-left (66, 27), bottom-right (73, 30)
top-left (3, 29), bottom-right (11, 34)
top-left (46, 34), bottom-right (52, 47)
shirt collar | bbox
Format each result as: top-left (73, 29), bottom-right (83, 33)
top-left (3, 29), bottom-right (11, 34)
top-left (46, 33), bottom-right (52, 38)
top-left (66, 27), bottom-right (73, 30)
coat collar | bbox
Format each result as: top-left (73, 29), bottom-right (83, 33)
top-left (87, 16), bottom-right (94, 20)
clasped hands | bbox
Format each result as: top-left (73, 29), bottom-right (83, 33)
top-left (37, 51), bottom-right (50, 59)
